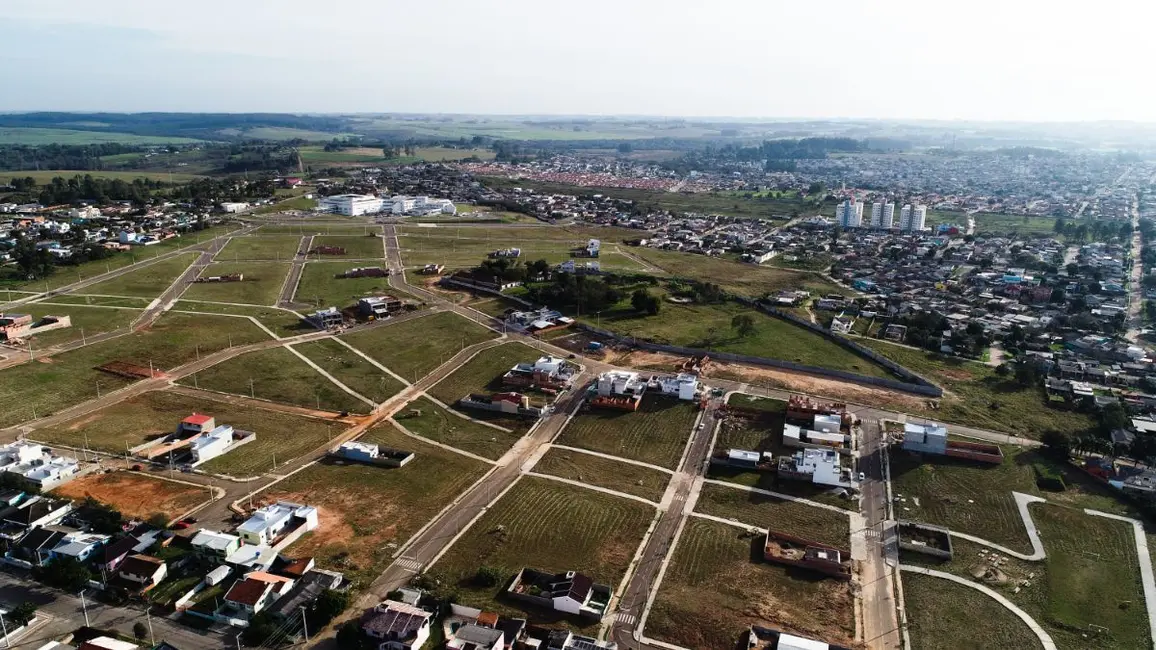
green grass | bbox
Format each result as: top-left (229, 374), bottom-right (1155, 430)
top-left (310, 235), bottom-right (386, 259)
top-left (217, 235), bottom-right (304, 261)
top-left (76, 252), bottom-right (197, 298)
top-left (251, 196), bottom-right (319, 215)
top-left (293, 261), bottom-right (398, 310)
top-left (13, 304), bottom-right (140, 349)
top-left (393, 397), bottom-right (522, 460)
top-left (427, 342), bottom-right (542, 405)
top-left (626, 247), bottom-right (844, 298)
top-left (340, 311), bottom-right (498, 382)
top-left (903, 572), bottom-right (1044, 650)
top-left (180, 346), bottom-right (368, 414)
top-left (398, 234), bottom-right (644, 271)
top-left (427, 476), bottom-right (654, 629)
top-left (43, 295), bottom-right (152, 308)
top-left (0, 128), bottom-right (204, 146)
top-left (292, 338), bottom-right (406, 406)
top-left (862, 339), bottom-right (1096, 438)
top-left (0, 312), bottom-right (269, 429)
top-left (532, 447), bottom-right (670, 502)
top-left (693, 483), bottom-right (849, 548)
top-left (646, 518), bottom-right (855, 650)
top-left (557, 395), bottom-right (700, 469)
top-left (258, 224), bottom-right (382, 236)
top-left (181, 261), bottom-right (291, 306)
top-left (171, 301), bottom-right (307, 338)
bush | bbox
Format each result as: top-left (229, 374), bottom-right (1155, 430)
top-left (133, 622), bottom-right (149, 640)
top-left (1033, 464), bottom-right (1067, 492)
top-left (473, 565), bottom-right (504, 588)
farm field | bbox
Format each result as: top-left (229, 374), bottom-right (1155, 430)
top-left (340, 311), bottom-right (498, 382)
top-left (181, 261), bottom-right (291, 306)
top-left (171, 301), bottom-right (307, 338)
top-left (645, 518), bottom-right (855, 650)
top-left (427, 342), bottom-right (542, 405)
top-left (292, 338), bottom-right (407, 406)
top-left (693, 483), bottom-right (850, 548)
top-left (902, 572), bottom-right (1043, 650)
top-left (393, 396), bottom-right (522, 460)
top-left (293, 261), bottom-right (398, 310)
top-left (0, 312), bottom-right (269, 429)
top-left (179, 346), bottom-right (369, 414)
top-left (861, 339), bottom-right (1095, 438)
top-left (309, 235), bottom-right (386, 259)
top-left (218, 235), bottom-right (304, 261)
top-left (266, 420), bottom-right (488, 586)
top-left (0, 128), bottom-right (204, 146)
top-left (532, 447), bottom-right (670, 502)
top-left (77, 252), bottom-right (198, 298)
top-left (556, 395), bottom-right (699, 469)
top-left (428, 477), bottom-right (654, 628)
top-left (53, 471), bottom-right (209, 522)
top-left (20, 304), bottom-right (141, 349)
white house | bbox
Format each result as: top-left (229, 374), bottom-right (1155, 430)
top-left (190, 425), bottom-right (235, 464)
top-left (117, 554), bottom-right (168, 590)
top-left (219, 202), bottom-right (250, 214)
top-left (191, 529), bottom-right (241, 559)
top-left (51, 531), bottom-right (109, 563)
top-left (224, 577), bottom-right (277, 615)
top-left (586, 239), bottom-right (601, 257)
top-left (237, 501), bottom-right (318, 546)
top-left (0, 443), bottom-right (79, 490)
top-left (655, 373), bottom-right (699, 401)
top-left (335, 441), bottom-right (379, 463)
top-left (118, 231), bottom-right (140, 244)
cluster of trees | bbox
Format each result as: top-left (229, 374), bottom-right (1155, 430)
top-left (219, 143), bottom-right (297, 174)
top-left (630, 289), bottom-right (661, 315)
top-left (1042, 402), bottom-right (1156, 466)
top-left (895, 312), bottom-right (991, 358)
top-left (243, 589), bottom-right (349, 647)
top-left (1053, 217), bottom-right (1132, 243)
top-left (529, 273), bottom-right (622, 313)
top-left (0, 143), bottom-right (145, 172)
top-left (475, 258), bottom-right (552, 283)
top-left (29, 174), bottom-right (170, 206)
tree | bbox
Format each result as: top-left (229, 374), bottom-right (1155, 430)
top-left (1129, 435), bottom-right (1156, 466)
top-left (1054, 217), bottom-right (1066, 234)
top-left (630, 289), bottom-right (660, 315)
top-left (34, 556), bottom-right (91, 592)
top-left (1099, 402), bottom-right (1130, 435)
top-left (7, 602), bottom-right (35, 628)
top-left (133, 622), bottom-right (149, 640)
top-left (147, 513), bottom-right (170, 529)
top-left (306, 589), bottom-right (350, 631)
top-left (77, 497), bottom-right (123, 535)
top-left (473, 565), bottom-right (504, 588)
top-left (1040, 430), bottom-right (1072, 460)
top-left (336, 621), bottom-right (375, 650)
top-left (731, 314), bottom-right (757, 338)
top-left (242, 611), bottom-right (277, 647)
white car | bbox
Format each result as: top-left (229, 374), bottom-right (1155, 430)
top-left (858, 472), bottom-right (866, 482)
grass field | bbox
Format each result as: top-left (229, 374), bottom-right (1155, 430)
top-left (181, 261), bottom-right (291, 306)
top-left (218, 235), bottom-right (304, 261)
top-left (862, 339), bottom-right (1096, 438)
top-left (340, 311), bottom-right (498, 382)
top-left (532, 447), bottom-right (670, 502)
top-left (20, 304), bottom-right (141, 349)
top-left (52, 471), bottom-right (209, 522)
top-left (627, 247), bottom-right (843, 298)
top-left (399, 238), bottom-right (645, 272)
top-left (251, 196), bottom-right (319, 215)
top-left (77, 252), bottom-right (197, 298)
top-left (645, 518), bottom-right (855, 650)
top-left (427, 342), bottom-right (542, 405)
top-left (33, 295), bottom-right (152, 308)
top-left (557, 395), bottom-right (700, 469)
top-left (172, 301), bottom-right (308, 338)
top-left (266, 420), bottom-right (488, 586)
top-left (0, 312), bottom-right (269, 429)
top-left (180, 346), bottom-right (369, 414)
top-left (394, 396), bottom-right (522, 460)
top-left (292, 338), bottom-right (407, 406)
top-left (428, 477), bottom-right (654, 627)
top-left (293, 261), bottom-right (399, 310)
top-left (310, 235), bottom-right (386, 259)
top-left (397, 225), bottom-right (641, 243)
top-left (0, 128), bottom-right (203, 146)
top-left (903, 571), bottom-right (1044, 650)
top-left (693, 483), bottom-right (850, 548)
top-left (258, 224), bottom-right (383, 236)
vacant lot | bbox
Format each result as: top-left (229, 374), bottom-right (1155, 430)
top-left (393, 397), bottom-right (522, 460)
top-left (862, 339), bottom-right (1095, 438)
top-left (21, 304), bottom-right (141, 349)
top-left (218, 235), bottom-right (304, 261)
top-left (41, 295), bottom-right (152, 308)
top-left (171, 301), bottom-right (307, 338)
top-left (293, 261), bottom-right (398, 310)
top-left (556, 396), bottom-right (700, 469)
top-left (903, 572), bottom-right (1043, 650)
top-left (427, 342), bottom-right (542, 405)
top-left (266, 421), bottom-right (488, 586)
top-left (341, 311), bottom-right (498, 382)
top-left (293, 339), bottom-right (407, 406)
top-left (258, 224), bottom-right (382, 236)
top-left (78, 252), bottom-right (197, 298)
top-left (428, 477), bottom-right (653, 628)
top-left (181, 262), bottom-right (291, 306)
top-left (310, 235), bottom-right (385, 259)
top-left (53, 471), bottom-right (209, 522)
top-left (628, 247), bottom-right (843, 298)
top-left (646, 518), bottom-right (855, 650)
top-left (532, 447), bottom-right (670, 502)
top-left (180, 346), bottom-right (368, 414)
top-left (694, 483), bottom-right (850, 548)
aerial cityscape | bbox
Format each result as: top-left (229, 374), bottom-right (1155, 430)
top-left (2, 3), bottom-right (1156, 650)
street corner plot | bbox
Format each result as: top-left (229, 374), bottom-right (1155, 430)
top-left (292, 260), bottom-right (401, 312)
top-left (645, 518), bottom-right (855, 650)
top-left (262, 421), bottom-right (489, 586)
top-left (392, 396), bottom-right (522, 461)
top-left (339, 310), bottom-right (499, 382)
top-left (308, 234), bottom-right (387, 259)
top-left (75, 251), bottom-right (199, 299)
top-left (902, 571), bottom-right (1046, 650)
top-left (424, 476), bottom-right (655, 630)
top-left (693, 482), bottom-right (851, 549)
top-left (181, 261), bottom-right (292, 306)
top-left (292, 338), bottom-right (407, 406)
top-left (557, 393), bottom-right (701, 470)
top-left (218, 233), bottom-right (305, 261)
top-left (52, 470), bottom-right (210, 523)
top-left (531, 446), bottom-right (671, 503)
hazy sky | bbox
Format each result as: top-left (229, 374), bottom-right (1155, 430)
top-left (2, 0), bottom-right (1152, 121)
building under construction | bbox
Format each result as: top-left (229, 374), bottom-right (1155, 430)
top-left (763, 530), bottom-right (852, 580)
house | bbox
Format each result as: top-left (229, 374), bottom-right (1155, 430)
top-left (307, 307), bottom-right (344, 330)
top-left (10, 528), bottom-right (66, 566)
top-left (224, 577), bottom-right (278, 615)
top-left (265, 568), bottom-right (346, 621)
top-left (458, 393), bottom-right (549, 419)
top-left (225, 543), bottom-right (278, 572)
top-left (237, 502), bottom-right (318, 546)
top-left (178, 414), bottom-right (216, 436)
top-left (361, 600), bottom-right (433, 650)
top-left (117, 554), bottom-right (167, 591)
top-left (78, 637), bottom-right (140, 650)
top-left (96, 535), bottom-right (140, 574)
top-left (357, 296), bottom-right (403, 318)
top-left (205, 564), bottom-right (233, 587)
top-left (585, 239), bottom-right (600, 257)
top-left (776, 448), bottom-right (851, 488)
top-left (191, 529), bottom-right (241, 559)
top-left (0, 442), bottom-right (79, 490)
top-left (538, 630), bottom-right (617, 650)
top-left (51, 531), bottom-right (109, 563)
top-left (0, 497), bottom-right (72, 535)
top-left (502, 356), bottom-right (575, 391)
top-left (190, 425), bottom-right (236, 464)
top-left (446, 624), bottom-right (503, 650)
top-left (654, 373), bottom-right (700, 401)
top-left (507, 568), bottom-right (610, 619)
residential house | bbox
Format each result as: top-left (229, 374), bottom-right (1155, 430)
top-left (506, 568), bottom-right (610, 619)
top-left (117, 555), bottom-right (167, 591)
top-left (51, 532), bottom-right (109, 563)
top-left (237, 502), bottom-right (318, 546)
top-left (97, 535), bottom-right (141, 574)
top-left (224, 577), bottom-right (278, 616)
top-left (191, 529), bottom-right (241, 560)
top-left (446, 624), bottom-right (503, 650)
top-left (360, 600), bottom-right (433, 650)
top-left (10, 528), bottom-right (66, 566)
top-left (190, 425), bottom-right (236, 464)
top-left (78, 637), bottom-right (140, 650)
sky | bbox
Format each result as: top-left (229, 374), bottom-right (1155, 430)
top-left (1, 0), bottom-right (1153, 122)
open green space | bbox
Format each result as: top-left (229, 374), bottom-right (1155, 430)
top-left (46, 295), bottom-right (153, 308)
top-left (258, 224), bottom-right (381, 236)
top-left (310, 235), bottom-right (386, 259)
top-left (267, 420), bottom-right (488, 586)
top-left (626, 247), bottom-right (843, 298)
top-left (557, 395), bottom-right (699, 469)
top-left (532, 447), bottom-right (670, 502)
top-left (427, 342), bottom-right (542, 405)
top-left (862, 339), bottom-right (1095, 438)
top-left (172, 301), bottom-right (307, 338)
top-left (0, 312), bottom-right (269, 429)
top-left (399, 235), bottom-right (644, 271)
top-left (293, 261), bottom-right (399, 310)
top-left (77, 252), bottom-right (197, 298)
top-left (694, 483), bottom-right (850, 548)
top-left (218, 235), bottom-right (304, 261)
top-left (293, 338), bottom-right (406, 406)
top-left (340, 311), bottom-right (498, 382)
top-left (645, 518), bottom-right (855, 650)
top-left (20, 304), bottom-right (140, 349)
top-left (427, 476), bottom-right (653, 629)
top-left (903, 572), bottom-right (1044, 650)
top-left (393, 396), bottom-right (522, 461)
top-left (180, 346), bottom-right (368, 414)
top-left (0, 128), bottom-right (204, 146)
top-left (181, 261), bottom-right (291, 306)
top-left (251, 196), bottom-right (319, 215)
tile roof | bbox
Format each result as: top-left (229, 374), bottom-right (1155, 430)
top-left (225, 577), bottom-right (272, 606)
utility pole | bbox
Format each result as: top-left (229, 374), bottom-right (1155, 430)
top-left (0, 607), bottom-right (8, 649)
top-left (146, 607), bottom-right (154, 646)
top-left (300, 606), bottom-right (309, 642)
top-left (79, 589), bottom-right (91, 626)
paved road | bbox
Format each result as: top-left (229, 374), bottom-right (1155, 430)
top-left (1126, 193), bottom-right (1144, 343)
top-left (856, 419), bottom-right (901, 650)
top-left (133, 229), bottom-right (239, 330)
top-left (277, 235), bottom-right (314, 308)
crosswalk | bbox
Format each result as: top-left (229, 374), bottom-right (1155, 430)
top-left (615, 612), bottom-right (636, 626)
top-left (394, 557), bottom-right (423, 573)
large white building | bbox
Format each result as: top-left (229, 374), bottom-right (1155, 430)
top-left (899, 204), bottom-right (928, 231)
top-left (319, 194), bottom-right (386, 216)
top-left (0, 442), bottom-right (79, 490)
top-left (835, 200), bottom-right (863, 228)
top-left (870, 201), bottom-right (895, 229)
top-left (190, 425), bottom-right (236, 464)
top-left (237, 501), bottom-right (318, 545)
top-left (389, 195), bottom-right (456, 216)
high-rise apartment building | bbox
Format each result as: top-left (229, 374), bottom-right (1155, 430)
top-left (899, 204), bottom-right (927, 231)
top-left (871, 201), bottom-right (895, 228)
top-left (836, 199), bottom-right (863, 228)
